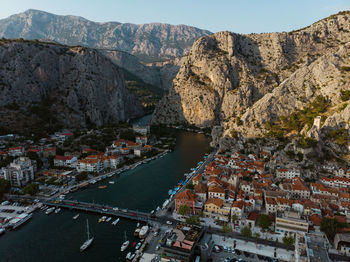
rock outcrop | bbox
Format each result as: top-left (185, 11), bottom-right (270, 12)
top-left (0, 39), bottom-right (143, 132)
top-left (0, 9), bottom-right (211, 62)
top-left (153, 12), bottom-right (350, 149)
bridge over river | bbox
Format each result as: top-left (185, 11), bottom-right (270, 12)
top-left (44, 199), bottom-right (151, 222)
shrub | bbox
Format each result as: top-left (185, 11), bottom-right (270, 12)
top-left (340, 90), bottom-right (350, 101)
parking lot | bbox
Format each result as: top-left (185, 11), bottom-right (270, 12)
top-left (211, 234), bottom-right (292, 262)
top-left (211, 246), bottom-right (278, 262)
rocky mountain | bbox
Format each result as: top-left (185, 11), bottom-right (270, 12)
top-left (0, 9), bottom-right (211, 62)
top-left (0, 38), bottom-right (143, 134)
top-left (153, 12), bottom-right (350, 153)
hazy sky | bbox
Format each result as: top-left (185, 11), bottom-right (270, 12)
top-left (0, 0), bottom-right (349, 33)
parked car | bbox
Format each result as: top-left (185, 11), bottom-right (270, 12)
top-left (155, 244), bottom-right (161, 250)
top-left (166, 221), bottom-right (173, 225)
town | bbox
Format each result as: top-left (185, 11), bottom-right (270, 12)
top-left (0, 121), bottom-right (349, 262)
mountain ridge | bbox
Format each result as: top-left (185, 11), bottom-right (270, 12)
top-left (152, 11), bottom-right (350, 154)
top-left (0, 9), bottom-right (212, 62)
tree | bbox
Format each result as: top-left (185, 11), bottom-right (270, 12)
top-left (282, 236), bottom-right (295, 248)
top-left (222, 223), bottom-right (233, 233)
top-left (23, 183), bottom-right (39, 196)
top-left (0, 178), bottom-right (10, 199)
top-left (76, 172), bottom-right (88, 182)
top-left (186, 216), bottom-right (200, 226)
top-left (254, 232), bottom-right (261, 246)
top-left (258, 214), bottom-right (272, 231)
top-left (231, 214), bottom-right (238, 223)
top-left (178, 204), bottom-right (191, 216)
top-left (185, 183), bottom-right (194, 190)
top-left (27, 151), bottom-right (43, 170)
top-left (240, 226), bottom-right (252, 240)
top-left (320, 217), bottom-right (340, 241)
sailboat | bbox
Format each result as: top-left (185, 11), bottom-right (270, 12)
top-left (120, 231), bottom-right (130, 251)
top-left (80, 219), bottom-right (94, 252)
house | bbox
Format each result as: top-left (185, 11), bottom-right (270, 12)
top-left (43, 147), bottom-right (56, 158)
top-left (175, 189), bottom-right (198, 215)
top-left (136, 136), bottom-right (148, 145)
top-left (308, 214), bottom-right (322, 231)
top-left (8, 146), bottom-right (25, 157)
top-left (265, 197), bottom-right (277, 214)
top-left (1, 157), bottom-right (35, 187)
top-left (194, 183), bottom-right (207, 202)
top-left (245, 211), bottom-right (259, 228)
top-left (77, 159), bottom-right (101, 173)
top-left (240, 181), bottom-right (251, 194)
top-left (54, 155), bottom-right (77, 167)
top-left (208, 185), bottom-right (225, 200)
top-left (204, 198), bottom-right (231, 221)
top-left (276, 168), bottom-right (301, 180)
top-left (231, 200), bottom-right (245, 219)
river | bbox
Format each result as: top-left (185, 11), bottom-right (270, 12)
top-left (0, 116), bottom-right (210, 262)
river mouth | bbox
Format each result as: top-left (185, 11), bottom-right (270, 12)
top-left (0, 124), bottom-right (210, 262)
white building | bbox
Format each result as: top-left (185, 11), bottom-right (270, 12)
top-left (54, 155), bottom-right (77, 168)
top-left (276, 168), bottom-right (301, 179)
top-left (1, 157), bottom-right (35, 187)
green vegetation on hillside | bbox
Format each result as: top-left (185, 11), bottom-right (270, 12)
top-left (265, 95), bottom-right (330, 139)
top-left (121, 69), bottom-right (164, 113)
top-left (329, 128), bottom-right (349, 146)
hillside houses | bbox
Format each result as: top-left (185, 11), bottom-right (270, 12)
top-left (173, 150), bottom-right (350, 240)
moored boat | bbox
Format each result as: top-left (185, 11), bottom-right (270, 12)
top-left (121, 231), bottom-right (129, 252)
top-left (106, 217), bottom-right (112, 222)
top-left (45, 207), bottom-right (55, 215)
top-left (9, 213), bottom-right (32, 229)
top-left (112, 218), bottom-right (120, 225)
top-left (139, 226), bottom-right (149, 239)
top-left (80, 219), bottom-right (94, 252)
top-left (73, 214), bottom-right (80, 220)
top-left (54, 208), bottom-right (61, 214)
top-left (98, 185), bottom-right (107, 189)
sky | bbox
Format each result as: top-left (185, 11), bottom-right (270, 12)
top-left (0, 0), bottom-right (349, 33)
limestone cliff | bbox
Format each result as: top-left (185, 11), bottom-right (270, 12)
top-left (153, 12), bottom-right (350, 150)
top-left (0, 39), bottom-right (143, 133)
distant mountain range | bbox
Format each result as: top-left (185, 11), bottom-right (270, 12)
top-left (0, 9), bottom-right (211, 63)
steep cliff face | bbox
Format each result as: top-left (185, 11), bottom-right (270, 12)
top-left (0, 39), bottom-right (143, 133)
top-left (153, 12), bottom-right (350, 146)
top-left (0, 9), bottom-right (211, 62)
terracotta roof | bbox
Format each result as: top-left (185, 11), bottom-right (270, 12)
top-left (247, 211), bottom-right (259, 221)
top-left (232, 200), bottom-right (244, 209)
top-left (194, 183), bottom-right (207, 194)
top-left (175, 189), bottom-right (197, 202)
top-left (208, 185), bottom-right (225, 194)
top-left (55, 155), bottom-right (74, 161)
top-left (205, 197), bottom-right (224, 207)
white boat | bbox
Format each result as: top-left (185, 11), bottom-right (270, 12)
top-left (90, 180), bottom-right (97, 184)
top-left (136, 222), bottom-right (140, 228)
top-left (121, 231), bottom-right (129, 251)
top-left (0, 227), bottom-right (5, 235)
top-left (73, 214), bottom-right (80, 220)
top-left (126, 252), bottom-right (132, 260)
top-left (107, 174), bottom-right (113, 177)
top-left (54, 208), bottom-right (61, 214)
top-left (139, 226), bottom-right (149, 239)
top-left (9, 213), bottom-right (32, 229)
top-left (112, 218), bottom-right (120, 225)
top-left (45, 207), bottom-right (55, 215)
top-left (108, 181), bottom-right (115, 184)
top-left (128, 253), bottom-right (136, 260)
top-left (135, 242), bottom-right (141, 250)
top-left (80, 219), bottom-right (94, 252)
top-left (106, 217), bottom-right (112, 222)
